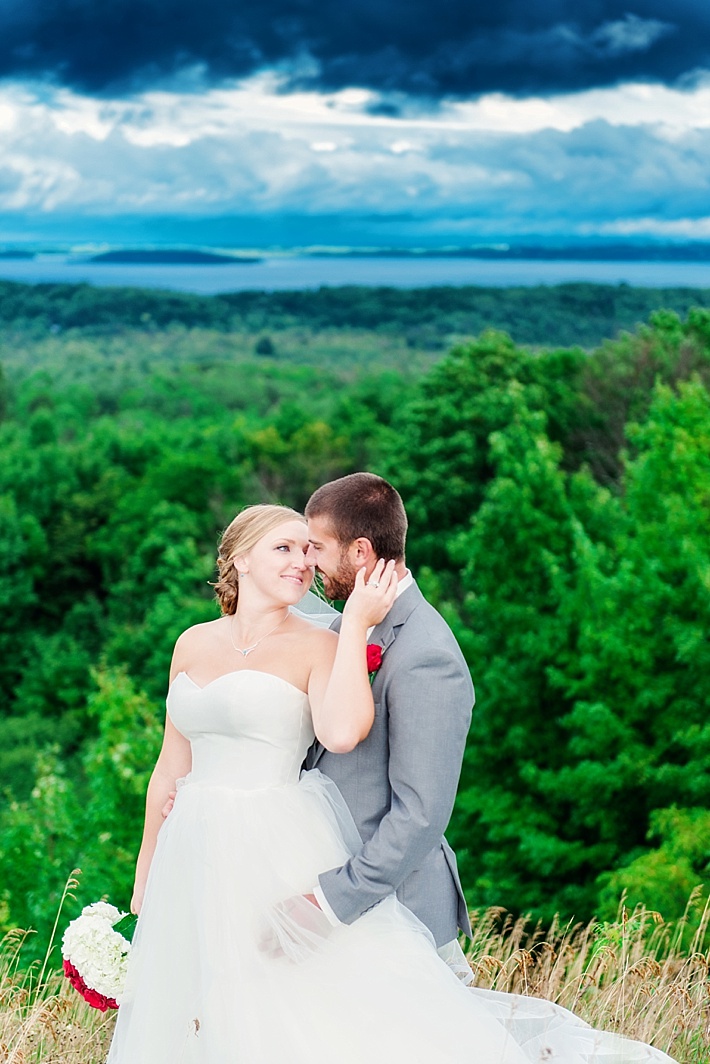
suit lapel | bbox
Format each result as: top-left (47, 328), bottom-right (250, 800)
top-left (308, 583), bottom-right (422, 765)
top-left (309, 612), bottom-right (343, 767)
top-left (368, 581), bottom-right (421, 657)
top-left (310, 739), bottom-right (327, 767)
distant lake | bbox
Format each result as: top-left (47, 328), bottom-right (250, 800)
top-left (0, 254), bottom-right (709, 292)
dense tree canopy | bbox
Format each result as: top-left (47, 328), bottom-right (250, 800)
top-left (2, 278), bottom-right (710, 347)
top-left (0, 282), bottom-right (708, 957)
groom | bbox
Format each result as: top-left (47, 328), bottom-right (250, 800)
top-left (304, 472), bottom-right (474, 959)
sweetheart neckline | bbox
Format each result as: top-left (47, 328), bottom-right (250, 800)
top-left (171, 669), bottom-right (309, 699)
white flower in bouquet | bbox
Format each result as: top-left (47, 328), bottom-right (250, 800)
top-left (62, 901), bottom-right (134, 1010)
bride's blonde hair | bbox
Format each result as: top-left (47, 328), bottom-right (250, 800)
top-left (214, 504), bottom-right (306, 615)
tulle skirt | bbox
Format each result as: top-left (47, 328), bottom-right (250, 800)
top-left (107, 770), bottom-right (675, 1064)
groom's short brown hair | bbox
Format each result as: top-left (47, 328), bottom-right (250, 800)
top-left (306, 473), bottom-right (407, 560)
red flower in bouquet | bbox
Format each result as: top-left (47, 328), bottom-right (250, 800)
top-left (366, 643), bottom-right (383, 683)
top-left (63, 958), bottom-right (118, 1011)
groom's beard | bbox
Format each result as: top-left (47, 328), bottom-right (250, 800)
top-left (319, 552), bottom-right (358, 601)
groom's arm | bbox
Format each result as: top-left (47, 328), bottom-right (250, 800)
top-left (316, 643), bottom-right (473, 926)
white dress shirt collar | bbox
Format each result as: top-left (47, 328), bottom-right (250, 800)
top-left (367, 568), bottom-right (412, 638)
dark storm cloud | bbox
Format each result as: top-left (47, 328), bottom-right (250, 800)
top-left (0, 1), bottom-right (708, 98)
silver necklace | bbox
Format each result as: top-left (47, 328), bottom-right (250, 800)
top-left (229, 614), bottom-right (288, 658)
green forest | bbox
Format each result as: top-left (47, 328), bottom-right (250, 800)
top-left (1, 278), bottom-right (709, 960)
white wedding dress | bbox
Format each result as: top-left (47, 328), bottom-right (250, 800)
top-left (107, 670), bottom-right (676, 1064)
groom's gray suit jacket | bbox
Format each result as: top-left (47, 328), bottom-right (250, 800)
top-left (305, 581), bottom-right (474, 947)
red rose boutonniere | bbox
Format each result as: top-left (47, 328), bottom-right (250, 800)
top-left (366, 644), bottom-right (383, 684)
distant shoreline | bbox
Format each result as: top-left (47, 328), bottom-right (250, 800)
top-left (0, 253), bottom-right (708, 293)
top-left (2, 243), bottom-right (710, 264)
top-left (304, 244), bottom-right (710, 263)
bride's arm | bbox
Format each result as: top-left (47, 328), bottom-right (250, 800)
top-left (131, 654), bottom-right (192, 914)
top-left (308, 560), bottom-right (397, 753)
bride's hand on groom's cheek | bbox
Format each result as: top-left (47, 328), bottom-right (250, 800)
top-left (344, 559), bottom-right (398, 628)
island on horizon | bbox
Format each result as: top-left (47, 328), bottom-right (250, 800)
top-left (87, 249), bottom-right (262, 266)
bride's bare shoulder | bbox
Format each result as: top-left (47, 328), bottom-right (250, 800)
top-left (302, 626), bottom-right (338, 669)
top-left (286, 617), bottom-right (337, 654)
top-left (173, 617), bottom-right (226, 653)
top-left (306, 626), bottom-right (338, 648)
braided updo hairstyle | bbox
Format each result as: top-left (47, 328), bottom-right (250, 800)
top-left (214, 504), bottom-right (306, 615)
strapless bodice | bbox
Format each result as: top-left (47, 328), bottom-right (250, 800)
top-left (167, 670), bottom-right (314, 789)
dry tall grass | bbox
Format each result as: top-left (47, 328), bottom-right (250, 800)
top-left (2, 892), bottom-right (707, 1063)
top-left (465, 894), bottom-right (710, 1062)
top-left (0, 928), bottom-right (114, 1063)
top-left (0, 875), bottom-right (114, 1064)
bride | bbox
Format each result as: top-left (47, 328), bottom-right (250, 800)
top-left (107, 504), bottom-right (676, 1064)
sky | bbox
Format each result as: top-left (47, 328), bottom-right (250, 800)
top-left (0, 1), bottom-right (709, 247)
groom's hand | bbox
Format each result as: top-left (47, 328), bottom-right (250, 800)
top-left (161, 791), bottom-right (176, 819)
top-left (260, 894), bottom-right (332, 963)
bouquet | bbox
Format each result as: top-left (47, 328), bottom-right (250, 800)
top-left (61, 902), bottom-right (133, 1011)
